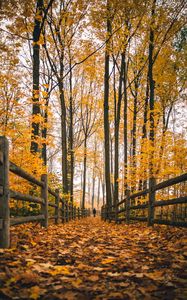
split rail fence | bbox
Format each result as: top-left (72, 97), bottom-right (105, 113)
top-left (0, 136), bottom-right (90, 248)
top-left (101, 174), bottom-right (187, 227)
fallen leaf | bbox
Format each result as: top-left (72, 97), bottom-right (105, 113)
top-left (145, 270), bottom-right (165, 281)
top-left (30, 286), bottom-right (41, 300)
top-left (87, 274), bottom-right (99, 281)
top-left (71, 278), bottom-right (82, 288)
top-left (49, 265), bottom-right (71, 276)
top-left (101, 257), bottom-right (115, 264)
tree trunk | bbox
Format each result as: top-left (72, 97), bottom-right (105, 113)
top-left (68, 62), bottom-right (74, 204)
top-left (88, 178), bottom-right (91, 207)
top-left (91, 169), bottom-right (95, 210)
top-left (31, 0), bottom-right (43, 153)
top-left (41, 95), bottom-right (49, 166)
top-left (104, 0), bottom-right (112, 209)
top-left (148, 0), bottom-right (156, 226)
top-left (123, 53), bottom-right (128, 195)
top-left (59, 55), bottom-right (69, 196)
top-left (114, 53), bottom-right (124, 214)
top-left (149, 1), bottom-right (156, 177)
top-left (131, 77), bottom-right (138, 192)
top-left (110, 134), bottom-right (114, 196)
top-left (97, 177), bottom-right (101, 208)
top-left (82, 138), bottom-right (87, 209)
top-left (92, 139), bottom-right (97, 210)
top-left (139, 75), bottom-right (149, 190)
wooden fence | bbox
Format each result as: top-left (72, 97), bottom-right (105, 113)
top-left (0, 136), bottom-right (90, 248)
top-left (101, 173), bottom-right (187, 227)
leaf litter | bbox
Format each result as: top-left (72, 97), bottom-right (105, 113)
top-left (0, 217), bottom-right (186, 299)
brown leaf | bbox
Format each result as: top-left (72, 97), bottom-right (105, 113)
top-left (87, 274), bottom-right (99, 282)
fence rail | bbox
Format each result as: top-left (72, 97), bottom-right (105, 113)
top-left (101, 173), bottom-right (187, 228)
top-left (0, 136), bottom-right (90, 248)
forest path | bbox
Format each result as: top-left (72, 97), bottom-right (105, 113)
top-left (0, 217), bottom-right (186, 300)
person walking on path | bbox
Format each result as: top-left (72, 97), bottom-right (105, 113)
top-left (93, 208), bottom-right (96, 217)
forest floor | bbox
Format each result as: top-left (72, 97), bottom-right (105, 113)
top-left (0, 217), bottom-right (186, 300)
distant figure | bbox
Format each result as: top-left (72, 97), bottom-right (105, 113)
top-left (93, 208), bottom-right (96, 217)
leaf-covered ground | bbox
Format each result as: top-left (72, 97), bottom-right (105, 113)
top-left (0, 217), bottom-right (186, 300)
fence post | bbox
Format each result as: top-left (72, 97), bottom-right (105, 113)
top-left (0, 137), bottom-right (10, 248)
top-left (126, 189), bottom-right (130, 224)
top-left (41, 174), bottom-right (48, 227)
top-left (55, 189), bottom-right (60, 224)
top-left (148, 177), bottom-right (156, 226)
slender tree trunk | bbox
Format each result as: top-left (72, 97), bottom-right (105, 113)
top-left (123, 53), bottom-right (128, 195)
top-left (82, 138), bottom-right (87, 209)
top-left (31, 0), bottom-right (43, 153)
top-left (104, 0), bottom-right (112, 209)
top-left (131, 78), bottom-right (138, 192)
top-left (102, 148), bottom-right (105, 206)
top-left (80, 165), bottom-right (83, 207)
top-left (69, 62), bottom-right (74, 204)
top-left (97, 177), bottom-right (101, 208)
top-left (92, 169), bottom-right (95, 210)
top-left (149, 1), bottom-right (156, 176)
top-left (41, 95), bottom-right (49, 166)
top-left (88, 178), bottom-right (91, 207)
top-left (142, 77), bottom-right (149, 140)
top-left (114, 53), bottom-right (124, 214)
top-left (148, 0), bottom-right (156, 226)
top-left (59, 55), bottom-right (69, 196)
top-left (139, 75), bottom-right (149, 190)
top-left (102, 178), bottom-right (105, 206)
top-left (110, 135), bottom-right (114, 196)
top-left (92, 139), bottom-right (97, 210)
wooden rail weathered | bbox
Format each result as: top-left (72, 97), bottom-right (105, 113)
top-left (0, 136), bottom-right (90, 248)
top-left (101, 173), bottom-right (187, 227)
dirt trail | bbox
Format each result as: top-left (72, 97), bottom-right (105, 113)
top-left (0, 217), bottom-right (186, 299)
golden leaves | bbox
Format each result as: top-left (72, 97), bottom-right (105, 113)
top-left (30, 286), bottom-right (41, 300)
top-left (101, 257), bottom-right (116, 264)
top-left (49, 265), bottom-right (71, 276)
top-left (71, 278), bottom-right (82, 288)
top-left (0, 218), bottom-right (186, 299)
top-left (145, 270), bottom-right (165, 281)
top-left (87, 274), bottom-right (99, 282)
